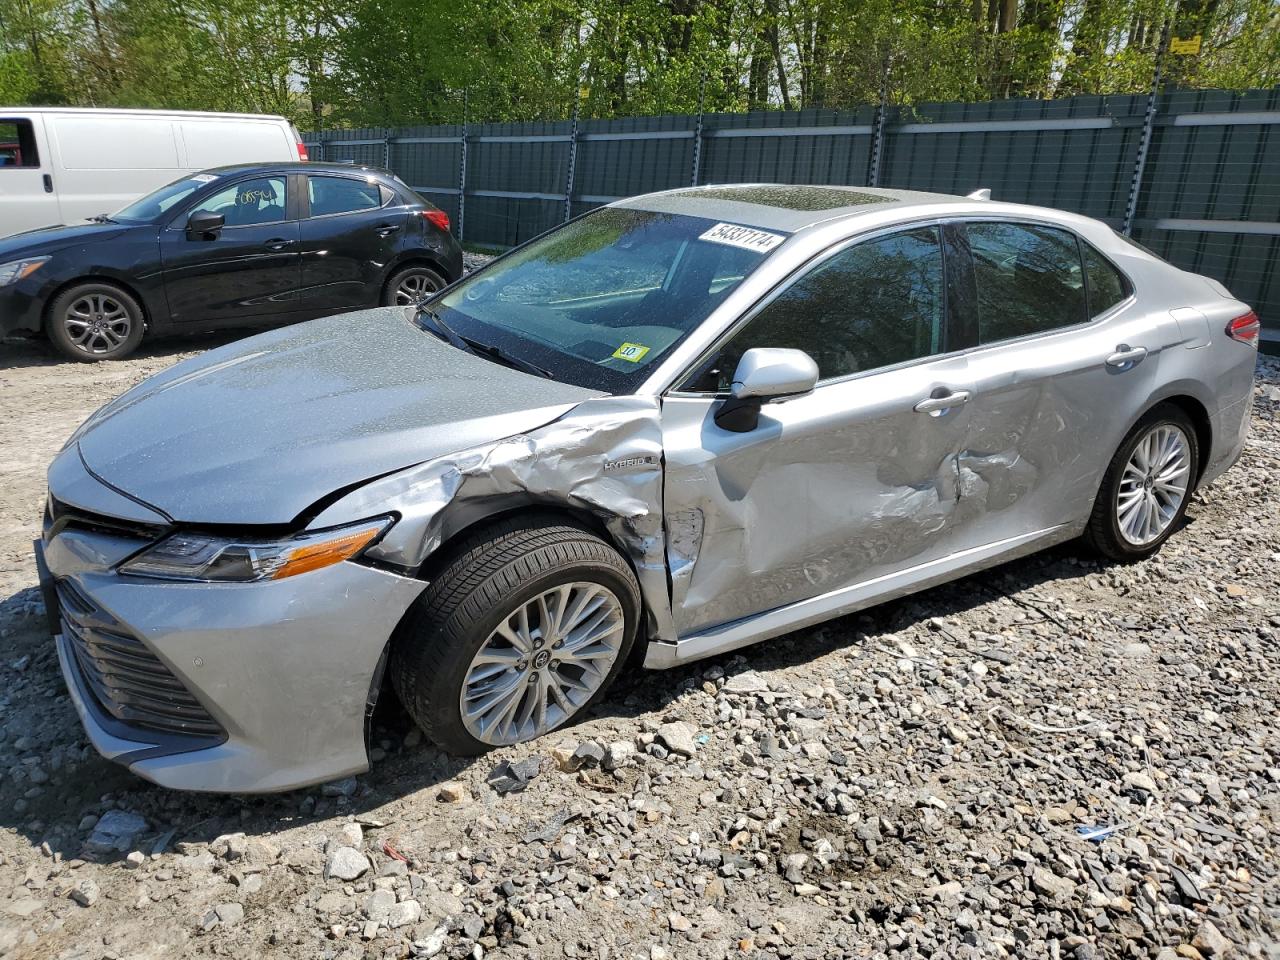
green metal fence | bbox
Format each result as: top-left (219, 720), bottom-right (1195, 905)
top-left (306, 88), bottom-right (1280, 343)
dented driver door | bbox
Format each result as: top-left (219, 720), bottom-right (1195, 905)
top-left (660, 354), bottom-right (976, 638)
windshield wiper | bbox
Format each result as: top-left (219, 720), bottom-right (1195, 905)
top-left (88, 214), bottom-right (116, 223)
top-left (463, 338), bottom-right (554, 379)
top-left (414, 306), bottom-right (472, 353)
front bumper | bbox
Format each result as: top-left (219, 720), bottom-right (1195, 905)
top-left (39, 538), bottom-right (425, 793)
top-left (0, 278), bottom-right (45, 336)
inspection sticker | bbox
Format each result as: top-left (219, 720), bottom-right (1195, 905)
top-left (612, 342), bottom-right (651, 363)
top-left (191, 173), bottom-right (219, 183)
top-left (699, 222), bottom-right (786, 252)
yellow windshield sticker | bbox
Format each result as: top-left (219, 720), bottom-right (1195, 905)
top-left (612, 342), bottom-right (651, 363)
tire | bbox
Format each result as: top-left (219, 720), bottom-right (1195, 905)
top-left (1084, 403), bottom-right (1199, 562)
top-left (382, 264), bottom-right (447, 308)
top-left (390, 514), bottom-right (642, 755)
top-left (46, 281), bottom-right (146, 362)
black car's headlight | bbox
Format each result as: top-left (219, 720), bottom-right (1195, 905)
top-left (119, 516), bottom-right (394, 582)
top-left (0, 256), bottom-right (50, 287)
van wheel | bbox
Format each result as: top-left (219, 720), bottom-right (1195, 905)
top-left (47, 282), bottom-right (145, 361)
top-left (383, 265), bottom-right (446, 308)
top-left (1085, 403), bottom-right (1199, 562)
top-left (390, 515), bottom-right (641, 755)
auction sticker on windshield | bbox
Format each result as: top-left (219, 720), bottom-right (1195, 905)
top-left (699, 222), bottom-right (786, 252)
top-left (612, 342), bottom-right (651, 363)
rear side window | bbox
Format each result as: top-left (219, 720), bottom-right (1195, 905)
top-left (1083, 242), bottom-right (1130, 317)
top-left (968, 222), bottom-right (1085, 344)
top-left (308, 176), bottom-right (383, 216)
top-left (687, 226), bottom-right (945, 390)
top-left (0, 119), bottom-right (39, 168)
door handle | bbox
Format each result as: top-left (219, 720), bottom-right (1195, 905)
top-left (42, 174), bottom-right (53, 194)
top-left (376, 224), bottom-right (402, 237)
top-left (1105, 344), bottom-right (1148, 368)
top-left (266, 238), bottom-right (296, 251)
top-left (914, 390), bottom-right (971, 414)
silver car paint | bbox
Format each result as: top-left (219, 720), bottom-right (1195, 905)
top-left (70, 307), bottom-right (602, 524)
top-left (41, 186), bottom-right (1255, 792)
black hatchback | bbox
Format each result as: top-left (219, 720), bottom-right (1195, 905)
top-left (0, 162), bottom-right (463, 361)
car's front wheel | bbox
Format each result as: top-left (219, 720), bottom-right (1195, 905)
top-left (46, 281), bottom-right (145, 361)
top-left (390, 515), bottom-right (641, 755)
top-left (1085, 403), bottom-right (1199, 561)
top-left (382, 264), bottom-right (447, 308)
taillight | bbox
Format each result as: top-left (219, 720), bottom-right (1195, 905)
top-left (296, 141), bottom-right (309, 161)
top-left (422, 209), bottom-right (450, 232)
top-left (1225, 310), bottom-right (1260, 347)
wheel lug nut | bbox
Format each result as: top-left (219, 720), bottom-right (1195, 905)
top-left (550, 660), bottom-right (560, 669)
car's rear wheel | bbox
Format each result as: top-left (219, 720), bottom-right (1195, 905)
top-left (46, 282), bottom-right (145, 362)
top-left (383, 265), bottom-right (447, 308)
top-left (1085, 403), bottom-right (1198, 561)
top-left (390, 515), bottom-right (641, 755)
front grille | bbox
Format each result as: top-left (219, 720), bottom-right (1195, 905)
top-left (57, 580), bottom-right (225, 740)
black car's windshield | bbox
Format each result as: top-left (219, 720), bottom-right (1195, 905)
top-left (428, 207), bottom-right (786, 392)
top-left (111, 173), bottom-right (221, 223)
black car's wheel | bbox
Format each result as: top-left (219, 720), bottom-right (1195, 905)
top-left (383, 265), bottom-right (447, 308)
top-left (390, 514), bottom-right (641, 756)
top-left (1084, 403), bottom-right (1199, 562)
top-left (46, 282), bottom-right (145, 362)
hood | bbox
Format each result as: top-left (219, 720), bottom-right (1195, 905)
top-left (0, 221), bottom-right (134, 258)
top-left (71, 307), bottom-right (604, 525)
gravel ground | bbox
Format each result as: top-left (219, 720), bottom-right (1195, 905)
top-left (0, 281), bottom-right (1277, 959)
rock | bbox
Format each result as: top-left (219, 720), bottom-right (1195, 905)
top-left (487, 757), bottom-right (544, 794)
top-left (213, 903), bottom-right (244, 928)
top-left (322, 777), bottom-right (359, 798)
top-left (603, 740), bottom-right (635, 770)
top-left (5, 898), bottom-right (44, 918)
top-left (325, 847), bottom-right (370, 881)
top-left (1123, 771), bottom-right (1159, 794)
top-left (211, 832), bottom-right (249, 860)
top-left (1192, 921), bottom-right (1232, 956)
top-left (124, 851), bottom-right (146, 869)
top-left (668, 911), bottom-right (693, 932)
top-left (388, 899), bottom-right (422, 928)
top-left (656, 721), bottom-right (698, 758)
top-left (365, 889), bottom-right (396, 923)
top-left (69, 879), bottom-right (100, 907)
top-left (794, 883), bottom-right (821, 896)
top-left (413, 928), bottom-right (448, 957)
top-left (781, 853), bottom-right (808, 883)
top-left (437, 782), bottom-right (470, 803)
top-left (338, 822), bottom-right (363, 848)
top-left (1031, 867), bottom-right (1075, 900)
top-left (723, 671), bottom-right (769, 694)
top-left (84, 810), bottom-right (148, 855)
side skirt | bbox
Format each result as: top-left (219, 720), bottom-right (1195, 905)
top-left (643, 524), bottom-right (1074, 669)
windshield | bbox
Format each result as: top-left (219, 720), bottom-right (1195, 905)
top-left (429, 207), bottom-right (785, 392)
top-left (111, 173), bottom-right (221, 223)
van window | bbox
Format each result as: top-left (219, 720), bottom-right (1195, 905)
top-left (51, 116), bottom-right (180, 169)
top-left (0, 119), bottom-right (39, 168)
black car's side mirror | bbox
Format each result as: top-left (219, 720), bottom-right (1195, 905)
top-left (714, 347), bottom-right (819, 432)
top-left (186, 210), bottom-right (224, 241)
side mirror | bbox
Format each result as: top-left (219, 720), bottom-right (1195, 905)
top-left (714, 347), bottom-right (819, 432)
top-left (186, 210), bottom-right (224, 241)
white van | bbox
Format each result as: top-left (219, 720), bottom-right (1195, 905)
top-left (0, 108), bottom-right (307, 238)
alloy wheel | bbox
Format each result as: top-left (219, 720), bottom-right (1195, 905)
top-left (1115, 423), bottom-right (1191, 546)
top-left (393, 272), bottom-right (441, 306)
top-left (460, 582), bottom-right (625, 745)
top-left (63, 294), bottom-right (132, 355)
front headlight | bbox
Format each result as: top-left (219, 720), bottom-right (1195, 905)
top-left (0, 256), bottom-right (50, 287)
top-left (119, 516), bottom-right (394, 582)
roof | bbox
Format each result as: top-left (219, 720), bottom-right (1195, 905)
top-left (615, 184), bottom-right (971, 232)
top-left (197, 161), bottom-right (390, 177)
top-left (0, 106), bottom-right (289, 122)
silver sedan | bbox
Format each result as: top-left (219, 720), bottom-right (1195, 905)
top-left (36, 184), bottom-right (1258, 792)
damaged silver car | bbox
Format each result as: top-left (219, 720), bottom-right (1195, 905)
top-left (36, 184), bottom-right (1257, 792)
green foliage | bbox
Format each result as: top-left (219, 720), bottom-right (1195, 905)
top-left (0, 0), bottom-right (1275, 126)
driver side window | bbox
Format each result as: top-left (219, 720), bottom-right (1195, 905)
top-left (193, 177), bottom-right (286, 227)
top-left (682, 226), bottom-right (946, 393)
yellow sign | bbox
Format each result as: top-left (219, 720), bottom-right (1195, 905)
top-left (612, 342), bottom-right (651, 363)
top-left (1170, 35), bottom-right (1202, 55)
